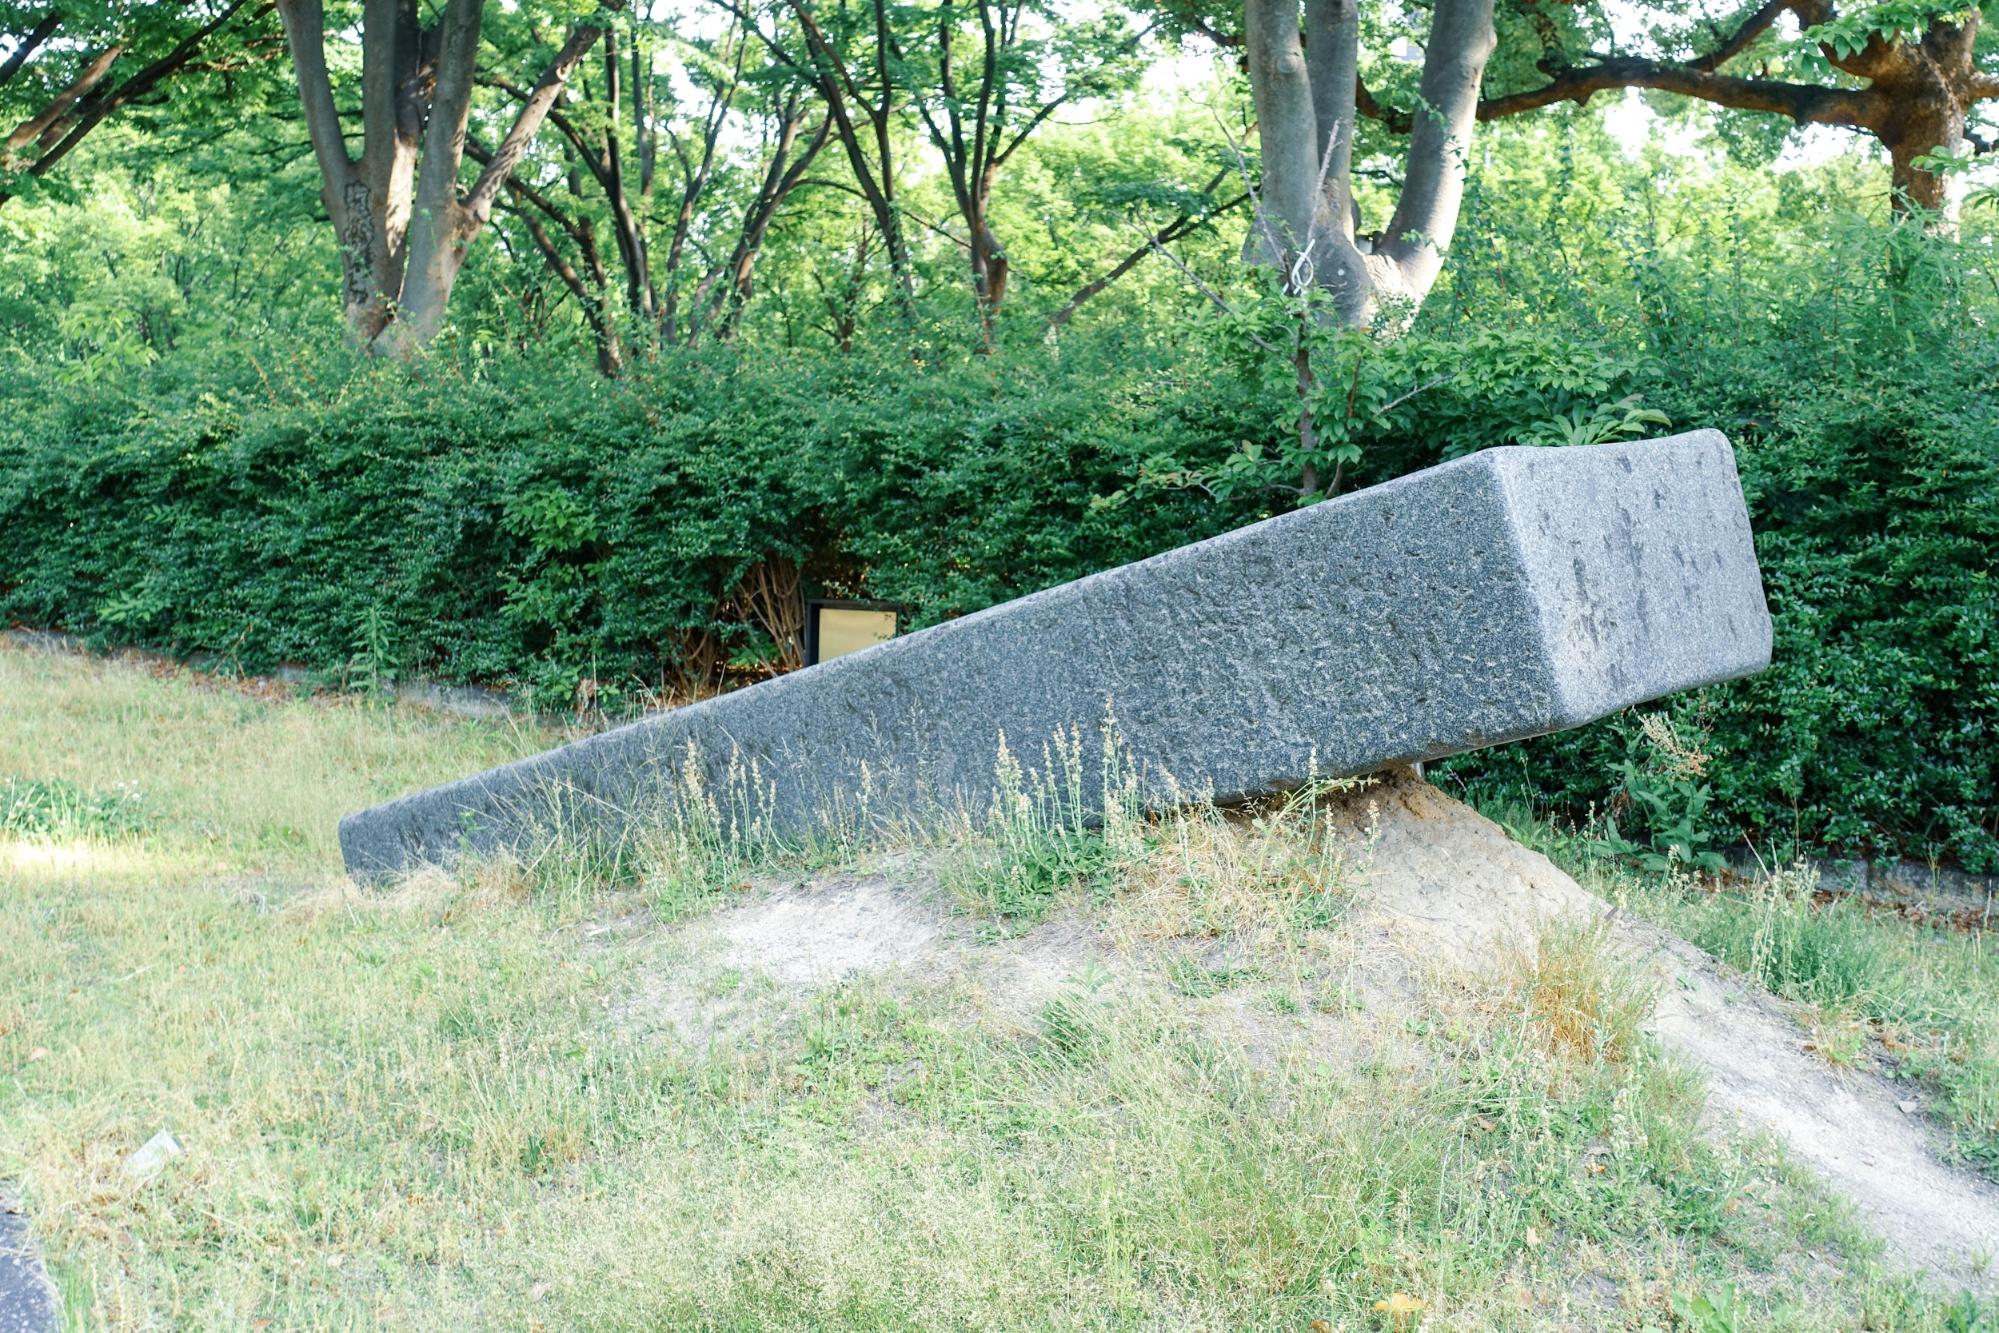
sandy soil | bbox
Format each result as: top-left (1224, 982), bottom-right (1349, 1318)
top-left (630, 772), bottom-right (1999, 1295)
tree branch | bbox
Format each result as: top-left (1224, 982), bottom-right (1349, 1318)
top-left (1352, 0), bottom-right (1881, 136)
top-left (19, 0), bottom-right (266, 185)
top-left (1048, 172), bottom-right (1247, 329)
top-left (465, 18), bottom-right (609, 222)
top-left (0, 11), bottom-right (62, 89)
top-left (4, 44), bottom-right (122, 164)
top-left (1688, 0), bottom-right (1791, 71)
top-left (1473, 56), bottom-right (1884, 128)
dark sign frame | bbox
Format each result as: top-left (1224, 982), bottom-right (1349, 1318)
top-left (803, 598), bottom-right (909, 666)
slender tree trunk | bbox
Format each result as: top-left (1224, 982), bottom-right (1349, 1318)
top-left (708, 110), bottom-right (828, 340)
top-left (970, 213), bottom-right (1007, 339)
top-left (601, 28), bottom-right (654, 322)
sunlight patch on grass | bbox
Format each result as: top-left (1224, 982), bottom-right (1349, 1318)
top-left (3, 838), bottom-right (127, 873)
top-left (0, 640), bottom-right (548, 870)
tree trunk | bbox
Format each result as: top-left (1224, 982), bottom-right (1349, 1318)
top-left (1886, 128), bottom-right (1954, 214)
top-left (1882, 94), bottom-right (1966, 216)
top-left (970, 214), bottom-right (1007, 338)
top-left (1244, 0), bottom-right (1375, 320)
top-left (1243, 0), bottom-right (1496, 327)
top-left (600, 28), bottom-right (654, 323)
top-left (275, 0), bottom-right (606, 354)
top-left (709, 109), bottom-right (826, 339)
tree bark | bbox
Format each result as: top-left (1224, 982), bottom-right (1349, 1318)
top-left (275, 0), bottom-right (607, 352)
top-left (600, 29), bottom-right (655, 323)
top-left (3, 45), bottom-right (123, 167)
top-left (1244, 0), bottom-right (1499, 326)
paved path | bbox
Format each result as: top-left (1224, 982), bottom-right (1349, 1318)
top-left (0, 1195), bottom-right (56, 1333)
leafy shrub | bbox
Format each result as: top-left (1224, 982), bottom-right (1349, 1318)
top-left (2, 212), bottom-right (1994, 871)
top-left (0, 336), bottom-right (1258, 710)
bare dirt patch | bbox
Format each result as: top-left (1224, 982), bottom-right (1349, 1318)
top-left (624, 772), bottom-right (1999, 1294)
top-left (1331, 772), bottom-right (1999, 1294)
top-left (716, 873), bottom-right (953, 987)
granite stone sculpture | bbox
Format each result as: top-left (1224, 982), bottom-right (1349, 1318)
top-left (340, 430), bottom-right (1772, 884)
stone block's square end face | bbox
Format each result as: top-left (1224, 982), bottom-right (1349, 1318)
top-left (1486, 430), bottom-right (1773, 730)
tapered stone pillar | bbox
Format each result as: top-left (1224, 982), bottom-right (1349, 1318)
top-left (340, 431), bottom-right (1772, 884)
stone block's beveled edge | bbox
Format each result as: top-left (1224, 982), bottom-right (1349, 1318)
top-left (1487, 429), bottom-right (1774, 732)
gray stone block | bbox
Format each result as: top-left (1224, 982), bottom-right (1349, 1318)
top-left (0, 1194), bottom-right (57, 1333)
top-left (339, 430), bottom-right (1772, 884)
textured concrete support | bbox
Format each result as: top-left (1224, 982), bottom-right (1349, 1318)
top-left (340, 431), bottom-right (1772, 884)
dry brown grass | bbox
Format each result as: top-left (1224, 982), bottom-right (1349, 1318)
top-left (1510, 917), bottom-right (1656, 1065)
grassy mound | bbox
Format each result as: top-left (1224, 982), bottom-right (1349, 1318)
top-left (1, 640), bottom-right (1993, 1329)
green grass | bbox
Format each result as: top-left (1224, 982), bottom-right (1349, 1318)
top-left (1, 775), bottom-right (149, 842)
top-left (2, 641), bottom-right (1994, 1329)
top-left (1473, 789), bottom-right (1999, 1182)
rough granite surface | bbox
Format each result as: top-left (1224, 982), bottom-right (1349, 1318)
top-left (340, 431), bottom-right (1772, 884)
top-left (0, 1197), bottom-right (56, 1333)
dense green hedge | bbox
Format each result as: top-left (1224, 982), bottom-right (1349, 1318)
top-left (3, 300), bottom-right (1994, 872)
top-left (0, 338), bottom-right (1267, 703)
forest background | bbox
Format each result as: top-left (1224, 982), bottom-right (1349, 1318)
top-left (1, 0), bottom-right (1994, 875)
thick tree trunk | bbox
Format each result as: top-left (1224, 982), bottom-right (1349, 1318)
top-left (1370, 0), bottom-right (1497, 314)
top-left (1244, 0), bottom-right (1494, 328)
top-left (276, 0), bottom-right (605, 354)
top-left (1244, 0), bottom-right (1327, 267)
top-left (339, 186), bottom-right (402, 343)
top-left (1885, 120), bottom-right (1960, 214)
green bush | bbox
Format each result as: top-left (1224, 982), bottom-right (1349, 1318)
top-left (0, 335), bottom-right (1263, 710)
top-left (2, 218), bottom-right (1994, 873)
